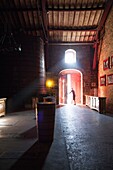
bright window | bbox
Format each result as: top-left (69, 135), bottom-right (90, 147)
top-left (65, 49), bottom-right (76, 64)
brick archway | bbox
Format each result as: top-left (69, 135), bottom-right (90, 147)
top-left (59, 69), bottom-right (83, 105)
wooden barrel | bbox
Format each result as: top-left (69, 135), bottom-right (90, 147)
top-left (37, 102), bottom-right (55, 142)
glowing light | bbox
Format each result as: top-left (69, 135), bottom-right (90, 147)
top-left (46, 79), bottom-right (54, 88)
top-left (67, 74), bottom-right (72, 104)
top-left (65, 49), bottom-right (76, 64)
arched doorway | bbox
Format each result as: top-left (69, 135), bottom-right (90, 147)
top-left (59, 69), bottom-right (83, 105)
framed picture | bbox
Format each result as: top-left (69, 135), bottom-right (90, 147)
top-left (107, 74), bottom-right (113, 85)
top-left (111, 56), bottom-right (113, 67)
top-left (103, 58), bottom-right (109, 70)
top-left (100, 75), bottom-right (106, 86)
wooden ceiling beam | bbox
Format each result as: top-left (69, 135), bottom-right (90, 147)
top-left (49, 41), bottom-right (94, 45)
top-left (93, 0), bottom-right (113, 70)
top-left (0, 6), bottom-right (104, 12)
top-left (41, 0), bottom-right (48, 41)
top-left (47, 6), bottom-right (104, 12)
top-left (98, 0), bottom-right (113, 31)
top-left (0, 7), bottom-right (38, 12)
top-left (49, 26), bottom-right (97, 32)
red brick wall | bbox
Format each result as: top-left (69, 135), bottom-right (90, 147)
top-left (98, 6), bottom-right (113, 114)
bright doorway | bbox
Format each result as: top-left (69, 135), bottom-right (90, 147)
top-left (59, 69), bottom-right (83, 105)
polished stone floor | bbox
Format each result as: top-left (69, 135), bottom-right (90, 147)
top-left (0, 105), bottom-right (113, 170)
top-left (56, 105), bottom-right (113, 170)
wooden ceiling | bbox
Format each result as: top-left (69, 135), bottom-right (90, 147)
top-left (0, 0), bottom-right (112, 45)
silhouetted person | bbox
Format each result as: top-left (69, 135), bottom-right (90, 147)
top-left (69, 88), bottom-right (76, 104)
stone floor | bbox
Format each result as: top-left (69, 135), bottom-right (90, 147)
top-left (57, 105), bottom-right (113, 170)
top-left (0, 105), bottom-right (113, 170)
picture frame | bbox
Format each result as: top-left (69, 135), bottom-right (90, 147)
top-left (107, 74), bottom-right (113, 85)
top-left (103, 58), bottom-right (109, 70)
top-left (111, 56), bottom-right (113, 67)
top-left (100, 75), bottom-right (106, 86)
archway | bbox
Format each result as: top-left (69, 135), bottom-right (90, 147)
top-left (59, 69), bottom-right (83, 105)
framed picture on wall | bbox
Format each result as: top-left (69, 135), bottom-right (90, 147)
top-left (107, 74), bottom-right (113, 85)
top-left (111, 56), bottom-right (113, 67)
top-left (103, 58), bottom-right (109, 70)
top-left (100, 75), bottom-right (106, 86)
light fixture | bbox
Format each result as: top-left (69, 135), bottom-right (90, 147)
top-left (0, 32), bottom-right (21, 53)
top-left (46, 79), bottom-right (54, 88)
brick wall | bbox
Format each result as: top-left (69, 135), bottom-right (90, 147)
top-left (98, 6), bottom-right (113, 114)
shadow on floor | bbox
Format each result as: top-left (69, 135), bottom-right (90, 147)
top-left (10, 126), bottom-right (52, 170)
top-left (10, 140), bottom-right (52, 170)
top-left (20, 126), bottom-right (38, 139)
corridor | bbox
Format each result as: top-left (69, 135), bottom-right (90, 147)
top-left (0, 105), bottom-right (113, 170)
top-left (44, 105), bottom-right (113, 170)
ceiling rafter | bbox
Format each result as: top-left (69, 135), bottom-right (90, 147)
top-left (0, 6), bottom-right (104, 12)
top-left (29, 0), bottom-right (37, 36)
top-left (0, 7), bottom-right (38, 12)
top-left (36, 0), bottom-right (48, 41)
top-left (49, 26), bottom-right (97, 32)
top-left (49, 41), bottom-right (94, 45)
top-left (92, 0), bottom-right (113, 70)
top-left (18, 0), bottom-right (27, 33)
top-left (47, 7), bottom-right (105, 12)
top-left (41, 0), bottom-right (48, 41)
top-left (98, 0), bottom-right (113, 31)
top-left (24, 0), bottom-right (31, 34)
top-left (0, 0), bottom-right (110, 45)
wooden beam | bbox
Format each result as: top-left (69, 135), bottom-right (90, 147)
top-left (37, 0), bottom-right (48, 41)
top-left (47, 6), bottom-right (104, 12)
top-left (98, 0), bottom-right (113, 31)
top-left (49, 41), bottom-right (94, 45)
top-left (41, 0), bottom-right (48, 40)
top-left (0, 7), bottom-right (38, 12)
top-left (93, 0), bottom-right (113, 70)
top-left (49, 26), bottom-right (97, 32)
top-left (0, 6), bottom-right (104, 12)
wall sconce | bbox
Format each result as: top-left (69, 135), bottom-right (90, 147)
top-left (46, 79), bottom-right (55, 96)
top-left (46, 79), bottom-right (54, 88)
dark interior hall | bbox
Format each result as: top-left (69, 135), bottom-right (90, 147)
top-left (0, 0), bottom-right (113, 114)
top-left (0, 0), bottom-right (113, 170)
